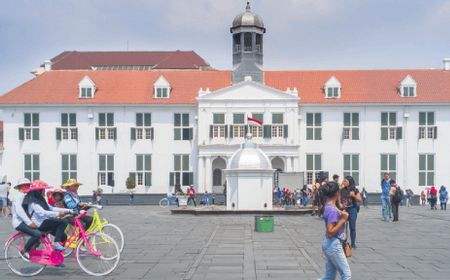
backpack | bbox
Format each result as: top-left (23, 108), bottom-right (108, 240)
top-left (394, 188), bottom-right (404, 203)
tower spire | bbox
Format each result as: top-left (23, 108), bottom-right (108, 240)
top-left (246, 1), bottom-right (251, 11)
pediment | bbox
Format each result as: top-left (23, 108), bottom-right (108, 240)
top-left (197, 80), bottom-right (298, 101)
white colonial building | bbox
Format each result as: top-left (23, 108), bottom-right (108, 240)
top-left (1, 3), bottom-right (450, 195)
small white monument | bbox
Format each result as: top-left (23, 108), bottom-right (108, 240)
top-left (224, 133), bottom-right (275, 210)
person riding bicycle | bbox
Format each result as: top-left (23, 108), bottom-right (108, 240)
top-left (48, 189), bottom-right (66, 208)
top-left (22, 180), bottom-right (72, 253)
top-left (61, 179), bottom-right (93, 230)
top-left (11, 178), bottom-right (41, 258)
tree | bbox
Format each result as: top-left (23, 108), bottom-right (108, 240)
top-left (126, 176), bottom-right (136, 190)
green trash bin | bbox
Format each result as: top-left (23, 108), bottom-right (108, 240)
top-left (255, 216), bottom-right (274, 232)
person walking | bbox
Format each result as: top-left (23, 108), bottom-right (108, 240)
top-left (421, 190), bottom-right (426, 206)
top-left (439, 186), bottom-right (448, 210)
top-left (187, 185), bottom-right (197, 207)
top-left (361, 187), bottom-right (368, 208)
top-left (339, 175), bottom-right (362, 249)
top-left (390, 181), bottom-right (403, 222)
top-left (301, 185), bottom-right (310, 207)
top-left (320, 182), bottom-right (351, 280)
top-left (0, 181), bottom-right (8, 217)
top-left (129, 192), bottom-right (135, 205)
top-left (381, 173), bottom-right (393, 221)
top-left (430, 186), bottom-right (438, 210)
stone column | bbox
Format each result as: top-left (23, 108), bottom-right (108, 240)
top-left (197, 156), bottom-right (205, 193)
top-left (205, 157), bottom-right (212, 193)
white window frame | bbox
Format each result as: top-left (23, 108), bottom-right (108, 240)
top-left (212, 113), bottom-right (226, 139)
top-left (232, 113), bottom-right (245, 138)
top-left (98, 154), bottom-right (114, 187)
top-left (174, 113), bottom-right (192, 140)
top-left (381, 112), bottom-right (397, 140)
top-left (380, 154), bottom-right (397, 181)
top-left (135, 154), bottom-right (152, 187)
top-left (419, 112), bottom-right (436, 139)
top-left (343, 154), bottom-right (359, 186)
top-left (306, 154), bottom-right (322, 185)
top-left (419, 154), bottom-right (435, 187)
top-left (155, 87), bottom-right (170, 98)
top-left (306, 113), bottom-right (322, 140)
top-left (98, 113), bottom-right (115, 140)
top-left (24, 154), bottom-right (40, 181)
top-left (23, 113), bottom-right (39, 140)
top-left (172, 154), bottom-right (192, 186)
top-left (62, 154), bottom-right (77, 183)
top-left (401, 86), bottom-right (416, 97)
top-left (80, 87), bottom-right (94, 98)
top-left (135, 113), bottom-right (152, 140)
top-left (60, 113), bottom-right (77, 140)
top-left (324, 76), bottom-right (341, 99)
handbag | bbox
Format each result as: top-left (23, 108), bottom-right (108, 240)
top-left (342, 222), bottom-right (352, 258)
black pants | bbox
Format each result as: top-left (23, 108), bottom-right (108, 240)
top-left (38, 218), bottom-right (68, 243)
top-left (15, 222), bottom-right (42, 252)
top-left (392, 202), bottom-right (400, 221)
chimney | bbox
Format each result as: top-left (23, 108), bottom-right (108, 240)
top-left (444, 58), bottom-right (450, 71)
top-left (43, 60), bottom-right (52, 71)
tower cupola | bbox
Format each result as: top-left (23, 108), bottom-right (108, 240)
top-left (230, 1), bottom-right (265, 84)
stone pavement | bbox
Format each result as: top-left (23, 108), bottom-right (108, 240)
top-left (0, 205), bottom-right (449, 279)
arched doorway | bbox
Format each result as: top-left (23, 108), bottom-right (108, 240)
top-left (212, 157), bottom-right (227, 193)
top-left (271, 157), bottom-right (285, 188)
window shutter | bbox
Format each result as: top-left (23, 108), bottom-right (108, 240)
top-left (229, 125), bottom-right (234, 138)
top-left (95, 128), bottom-right (99, 140)
top-left (56, 128), bottom-right (61, 140)
top-left (150, 127), bottom-right (154, 140)
top-left (283, 124), bottom-right (288, 138)
top-left (130, 128), bottom-right (136, 140)
top-left (32, 128), bottom-right (39, 140)
top-left (353, 128), bottom-right (360, 140)
top-left (188, 172), bottom-right (194, 185)
top-left (433, 127), bottom-right (438, 139)
top-left (169, 172), bottom-right (175, 186)
top-left (381, 128), bottom-right (388, 140)
top-left (263, 125), bottom-right (272, 138)
top-left (225, 125), bottom-right (228, 138)
top-left (73, 128), bottom-right (78, 140)
top-left (396, 127), bottom-right (403, 139)
top-left (19, 128), bottom-right (24, 140)
top-left (210, 125), bottom-right (213, 138)
top-left (145, 172), bottom-right (152, 186)
top-left (113, 127), bottom-right (117, 140)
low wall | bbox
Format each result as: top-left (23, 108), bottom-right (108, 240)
top-left (81, 193), bottom-right (421, 206)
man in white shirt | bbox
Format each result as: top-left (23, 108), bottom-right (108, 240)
top-left (0, 182), bottom-right (8, 217)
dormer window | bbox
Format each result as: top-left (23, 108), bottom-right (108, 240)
top-left (153, 75), bottom-right (171, 99)
top-left (399, 75), bottom-right (417, 98)
top-left (324, 76), bottom-right (341, 99)
top-left (78, 76), bottom-right (95, 99)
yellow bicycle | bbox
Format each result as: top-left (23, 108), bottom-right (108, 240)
top-left (63, 204), bottom-right (124, 257)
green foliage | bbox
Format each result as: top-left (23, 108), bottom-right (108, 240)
top-left (126, 176), bottom-right (136, 190)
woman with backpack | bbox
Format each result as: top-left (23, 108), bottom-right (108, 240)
top-left (439, 186), bottom-right (448, 210)
top-left (390, 181), bottom-right (403, 222)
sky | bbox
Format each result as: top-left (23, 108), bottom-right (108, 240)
top-left (1, 0), bottom-right (450, 94)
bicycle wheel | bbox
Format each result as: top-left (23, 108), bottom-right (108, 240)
top-left (159, 198), bottom-right (169, 208)
top-left (4, 234), bottom-right (45, 277)
top-left (101, 223), bottom-right (124, 253)
top-left (75, 232), bottom-right (120, 276)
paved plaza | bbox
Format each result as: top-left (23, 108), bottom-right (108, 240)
top-left (0, 205), bottom-right (449, 280)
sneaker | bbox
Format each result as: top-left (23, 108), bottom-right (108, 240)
top-left (56, 263), bottom-right (65, 268)
top-left (21, 251), bottom-right (30, 260)
top-left (54, 244), bottom-right (65, 251)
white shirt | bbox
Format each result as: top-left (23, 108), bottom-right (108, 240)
top-left (27, 203), bottom-right (67, 228)
top-left (11, 192), bottom-right (32, 229)
top-left (0, 184), bottom-right (7, 198)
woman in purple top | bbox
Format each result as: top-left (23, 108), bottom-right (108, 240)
top-left (320, 182), bottom-right (351, 280)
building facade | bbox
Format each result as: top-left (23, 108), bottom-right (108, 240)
top-left (1, 4), bottom-right (450, 195)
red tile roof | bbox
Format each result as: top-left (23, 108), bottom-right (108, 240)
top-left (49, 51), bottom-right (211, 70)
top-left (1, 69), bottom-right (450, 105)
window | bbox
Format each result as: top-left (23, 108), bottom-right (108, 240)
top-left (24, 154), bottom-right (39, 181)
top-left (96, 113), bottom-right (116, 140)
top-left (419, 112), bottom-right (437, 139)
top-left (233, 34), bottom-right (241, 53)
top-left (343, 154), bottom-right (359, 185)
top-left (255, 34), bottom-right (262, 52)
top-left (380, 154), bottom-right (397, 181)
top-left (306, 113), bottom-right (322, 140)
top-left (57, 113), bottom-right (77, 140)
top-left (381, 112), bottom-right (401, 140)
top-left (19, 113), bottom-right (39, 140)
top-left (402, 86), bottom-right (416, 97)
top-left (244, 32), bottom-right (252, 52)
top-left (174, 113), bottom-right (193, 140)
top-left (306, 154), bottom-right (322, 185)
top-left (213, 169), bottom-right (222, 186)
top-left (131, 154), bottom-right (152, 187)
top-left (419, 154), bottom-right (435, 186)
top-left (232, 113), bottom-right (245, 138)
top-left (343, 113), bottom-right (359, 140)
top-left (80, 87), bottom-right (93, 98)
top-left (271, 113), bottom-right (284, 138)
top-left (251, 113), bottom-right (263, 138)
top-left (131, 113), bottom-right (153, 140)
top-left (170, 155), bottom-right (193, 186)
top-left (155, 87), bottom-right (169, 98)
top-left (326, 87), bottom-right (340, 98)
top-left (211, 113), bottom-right (226, 138)
top-left (98, 154), bottom-right (114, 186)
top-left (62, 154), bottom-right (77, 183)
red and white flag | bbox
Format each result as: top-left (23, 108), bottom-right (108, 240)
top-left (247, 117), bottom-right (263, 126)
